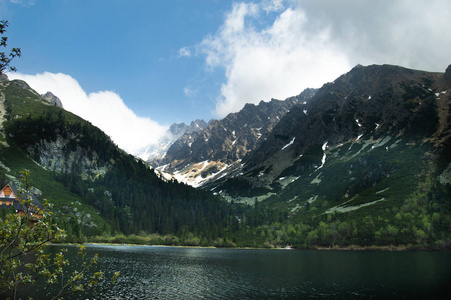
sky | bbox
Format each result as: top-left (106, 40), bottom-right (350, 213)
top-left (1, 0), bottom-right (450, 157)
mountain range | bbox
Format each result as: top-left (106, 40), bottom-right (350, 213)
top-left (148, 64), bottom-right (451, 246)
top-left (1, 64), bottom-right (450, 248)
top-left (152, 65), bottom-right (450, 198)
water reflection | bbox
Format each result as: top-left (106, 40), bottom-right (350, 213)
top-left (42, 245), bottom-right (450, 299)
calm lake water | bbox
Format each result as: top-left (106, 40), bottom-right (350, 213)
top-left (36, 245), bottom-right (451, 299)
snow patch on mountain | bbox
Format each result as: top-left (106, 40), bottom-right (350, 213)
top-left (282, 137), bottom-right (295, 150)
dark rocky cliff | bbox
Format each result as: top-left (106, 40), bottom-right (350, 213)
top-left (242, 64), bottom-right (447, 171)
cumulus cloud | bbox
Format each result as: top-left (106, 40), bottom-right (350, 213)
top-left (294, 0), bottom-right (451, 71)
top-left (8, 72), bottom-right (168, 158)
top-left (199, 0), bottom-right (451, 118)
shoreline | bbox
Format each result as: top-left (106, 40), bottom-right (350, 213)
top-left (49, 242), bottom-right (449, 252)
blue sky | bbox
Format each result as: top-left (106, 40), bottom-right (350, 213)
top-left (1, 0), bottom-right (450, 157)
top-left (1, 0), bottom-right (228, 123)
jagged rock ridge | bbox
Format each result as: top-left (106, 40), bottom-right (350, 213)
top-left (154, 88), bottom-right (317, 187)
top-left (169, 119), bottom-right (208, 137)
top-left (140, 119), bottom-right (208, 161)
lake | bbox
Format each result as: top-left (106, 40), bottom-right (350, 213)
top-left (34, 245), bottom-right (451, 299)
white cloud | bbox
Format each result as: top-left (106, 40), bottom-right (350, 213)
top-left (178, 47), bottom-right (191, 57)
top-left (261, 0), bottom-right (284, 13)
top-left (199, 0), bottom-right (451, 118)
top-left (9, 0), bottom-right (35, 7)
top-left (8, 72), bottom-right (168, 158)
top-left (200, 2), bottom-right (350, 118)
top-left (183, 86), bottom-right (196, 97)
top-left (293, 0), bottom-right (451, 71)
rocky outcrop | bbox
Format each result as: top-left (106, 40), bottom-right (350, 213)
top-left (0, 73), bottom-right (8, 84)
top-left (41, 91), bottom-right (64, 108)
top-left (11, 79), bottom-right (32, 90)
top-left (27, 135), bottom-right (111, 180)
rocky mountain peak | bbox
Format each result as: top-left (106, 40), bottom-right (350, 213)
top-left (189, 119), bottom-right (208, 132)
top-left (41, 91), bottom-right (64, 108)
top-left (155, 88), bottom-right (317, 186)
top-left (169, 122), bottom-right (189, 136)
top-left (142, 119), bottom-right (208, 162)
top-left (169, 119), bottom-right (208, 137)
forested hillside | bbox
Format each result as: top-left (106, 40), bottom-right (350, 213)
top-left (0, 76), bottom-right (237, 243)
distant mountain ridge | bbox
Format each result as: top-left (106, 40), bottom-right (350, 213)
top-left (152, 88), bottom-right (317, 187)
top-left (169, 119), bottom-right (208, 137)
top-left (138, 119), bottom-right (208, 161)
